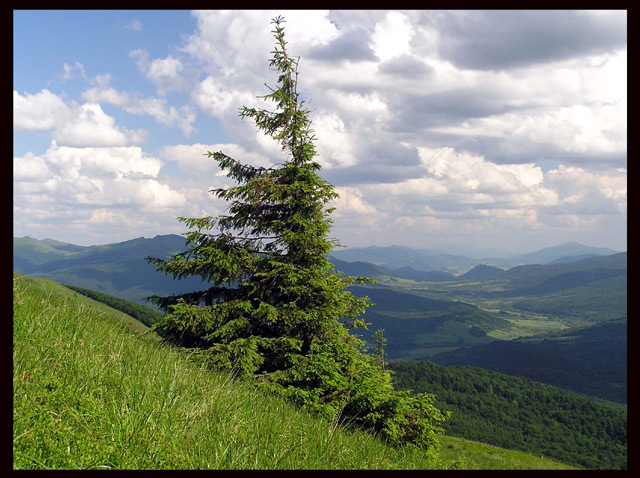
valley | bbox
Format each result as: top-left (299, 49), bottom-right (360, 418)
top-left (14, 235), bottom-right (627, 404)
top-left (13, 235), bottom-right (627, 469)
top-left (342, 252), bottom-right (626, 404)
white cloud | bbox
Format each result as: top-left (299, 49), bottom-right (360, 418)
top-left (82, 83), bottom-right (196, 136)
top-left (332, 187), bottom-right (378, 216)
top-left (14, 142), bottom-right (186, 212)
top-left (62, 61), bottom-right (87, 81)
top-left (191, 76), bottom-right (242, 120)
top-left (54, 103), bottom-right (147, 147)
top-left (13, 152), bottom-right (50, 182)
top-left (545, 165), bottom-right (627, 214)
top-left (148, 56), bottom-right (183, 83)
top-left (313, 112), bottom-right (357, 168)
top-left (127, 19), bottom-right (143, 31)
top-left (371, 11), bottom-right (414, 61)
top-left (14, 90), bottom-right (148, 147)
top-left (13, 89), bottom-right (69, 130)
top-left (130, 48), bottom-right (187, 94)
top-left (415, 146), bottom-right (555, 203)
top-left (13, 10), bottom-right (627, 251)
top-left (161, 142), bottom-right (273, 176)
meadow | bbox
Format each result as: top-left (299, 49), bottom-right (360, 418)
top-left (13, 274), bottom-right (575, 470)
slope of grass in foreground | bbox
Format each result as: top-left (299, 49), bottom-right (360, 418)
top-left (12, 274), bottom-right (574, 470)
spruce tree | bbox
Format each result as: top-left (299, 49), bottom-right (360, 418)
top-left (148, 16), bottom-right (448, 451)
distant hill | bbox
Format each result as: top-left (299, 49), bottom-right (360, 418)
top-left (393, 266), bottom-right (455, 282)
top-left (348, 285), bottom-right (512, 358)
top-left (13, 236), bottom-right (86, 274)
top-left (547, 254), bottom-right (600, 264)
top-left (429, 318), bottom-right (627, 404)
top-left (329, 258), bottom-right (399, 281)
top-left (328, 242), bottom-right (620, 274)
top-left (329, 258), bottom-right (455, 282)
top-left (330, 245), bottom-right (455, 272)
top-left (456, 264), bottom-right (504, 280)
top-left (13, 235), bottom-right (204, 306)
top-left (14, 235), bottom-right (626, 409)
top-left (494, 252), bottom-right (627, 297)
top-left (497, 242), bottom-right (618, 267)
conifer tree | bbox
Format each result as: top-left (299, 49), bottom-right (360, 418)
top-left (148, 16), bottom-right (448, 451)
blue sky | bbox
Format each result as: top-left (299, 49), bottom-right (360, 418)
top-left (13, 10), bottom-right (627, 255)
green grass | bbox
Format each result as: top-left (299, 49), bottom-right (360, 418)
top-left (13, 274), bottom-right (573, 470)
top-left (438, 436), bottom-right (575, 470)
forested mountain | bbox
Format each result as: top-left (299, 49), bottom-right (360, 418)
top-left (330, 258), bottom-right (455, 282)
top-left (389, 360), bottom-right (627, 469)
top-left (329, 242), bottom-right (619, 274)
top-left (13, 236), bottom-right (626, 405)
top-left (428, 318), bottom-right (627, 403)
top-left (456, 264), bottom-right (504, 280)
top-left (493, 252), bottom-right (627, 297)
top-left (13, 235), bottom-right (204, 305)
top-left (348, 285), bottom-right (512, 358)
top-left (13, 236), bottom-right (87, 273)
top-left (499, 242), bottom-right (618, 267)
top-left (13, 236), bottom-right (626, 468)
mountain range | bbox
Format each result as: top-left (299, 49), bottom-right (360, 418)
top-left (13, 235), bottom-right (204, 306)
top-left (13, 234), bottom-right (626, 403)
top-left (14, 235), bottom-right (622, 304)
top-left (329, 242), bottom-right (619, 274)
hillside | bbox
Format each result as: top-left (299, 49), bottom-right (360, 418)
top-left (346, 254), bottom-right (626, 404)
top-left (389, 361), bottom-right (627, 469)
top-left (13, 237), bottom-right (626, 405)
top-left (500, 242), bottom-right (619, 267)
top-left (456, 264), bottom-right (504, 280)
top-left (12, 274), bottom-right (577, 470)
top-left (13, 236), bottom-right (85, 274)
top-left (429, 318), bottom-right (627, 404)
top-left (329, 242), bottom-right (619, 274)
top-left (492, 252), bottom-right (627, 297)
top-left (13, 235), bottom-right (205, 306)
top-left (348, 285), bottom-right (512, 359)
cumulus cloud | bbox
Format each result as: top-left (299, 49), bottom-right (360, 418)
top-left (13, 141), bottom-right (187, 232)
top-left (82, 82), bottom-right (196, 136)
top-left (62, 61), bottom-right (87, 81)
top-left (307, 25), bottom-right (377, 62)
top-left (332, 186), bottom-right (378, 217)
top-left (371, 11), bottom-right (414, 62)
top-left (130, 48), bottom-right (187, 95)
top-left (13, 152), bottom-right (50, 182)
top-left (14, 90), bottom-right (148, 147)
top-left (544, 165), bottom-right (626, 215)
top-left (14, 10), bottom-right (627, 251)
top-left (13, 89), bottom-right (69, 131)
top-left (429, 10), bottom-right (627, 70)
top-left (54, 103), bottom-right (147, 147)
top-left (160, 142), bottom-right (273, 177)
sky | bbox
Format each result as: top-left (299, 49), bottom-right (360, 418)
top-left (13, 10), bottom-right (627, 256)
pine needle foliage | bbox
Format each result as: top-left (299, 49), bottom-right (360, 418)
top-left (147, 16), bottom-right (448, 452)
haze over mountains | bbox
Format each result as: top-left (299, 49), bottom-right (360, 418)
top-left (14, 234), bottom-right (621, 304)
top-left (13, 234), bottom-right (616, 302)
top-left (329, 242), bottom-right (619, 275)
top-left (13, 235), bottom-right (204, 305)
top-left (13, 234), bottom-right (627, 404)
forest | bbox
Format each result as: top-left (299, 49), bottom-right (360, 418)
top-left (64, 285), bottom-right (165, 328)
top-left (389, 360), bottom-right (626, 469)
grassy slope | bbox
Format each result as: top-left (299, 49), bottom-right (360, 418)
top-left (13, 274), bottom-right (574, 470)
